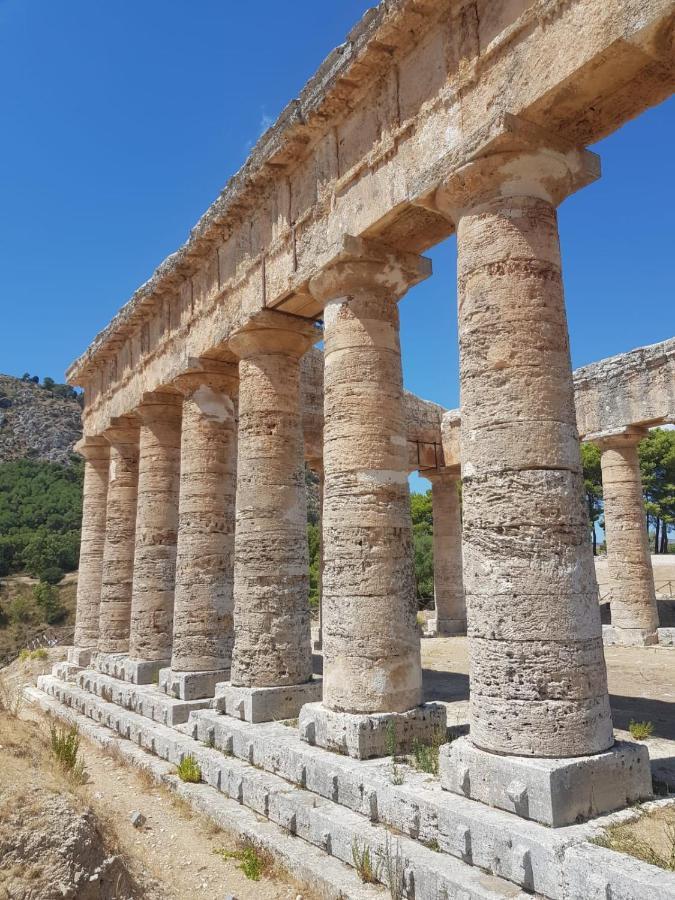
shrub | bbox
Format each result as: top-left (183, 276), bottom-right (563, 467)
top-left (629, 720), bottom-right (654, 741)
top-left (33, 581), bottom-right (66, 624)
top-left (215, 842), bottom-right (272, 881)
top-left (176, 755), bottom-right (201, 783)
top-left (50, 723), bottom-right (87, 782)
top-left (410, 729), bottom-right (447, 776)
top-left (31, 647), bottom-right (48, 661)
top-left (352, 838), bottom-right (381, 884)
top-left (19, 648), bottom-right (30, 661)
top-left (8, 595), bottom-right (33, 624)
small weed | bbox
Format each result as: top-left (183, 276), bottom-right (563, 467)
top-left (629, 720), bottom-right (654, 741)
top-left (30, 648), bottom-right (48, 661)
top-left (49, 723), bottom-right (87, 783)
top-left (176, 755), bottom-right (201, 783)
top-left (215, 840), bottom-right (273, 881)
top-left (203, 734), bottom-right (216, 749)
top-left (410, 728), bottom-right (447, 776)
top-left (385, 720), bottom-right (404, 785)
top-left (352, 838), bottom-right (381, 884)
top-left (424, 838), bottom-right (441, 852)
top-left (281, 718), bottom-right (299, 728)
top-left (378, 834), bottom-right (406, 900)
top-left (19, 649), bottom-right (30, 662)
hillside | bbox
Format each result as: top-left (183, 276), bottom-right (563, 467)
top-left (0, 374), bottom-right (82, 465)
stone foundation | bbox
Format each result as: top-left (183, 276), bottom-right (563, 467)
top-left (94, 652), bottom-right (169, 685)
top-left (159, 668), bottom-right (229, 701)
top-left (299, 701), bottom-right (447, 760)
top-left (439, 736), bottom-right (653, 827)
top-left (215, 678), bottom-right (322, 723)
top-left (67, 647), bottom-right (93, 668)
top-left (602, 624), bottom-right (660, 647)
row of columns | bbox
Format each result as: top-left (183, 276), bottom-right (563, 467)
top-left (71, 138), bottom-right (655, 802)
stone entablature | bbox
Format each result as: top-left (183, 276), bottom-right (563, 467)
top-left (66, 0), bottom-right (671, 438)
top-left (574, 337), bottom-right (675, 440)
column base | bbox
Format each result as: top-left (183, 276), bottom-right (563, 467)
top-left (439, 735), bottom-right (652, 827)
top-left (299, 701), bottom-right (447, 760)
top-left (158, 668), bottom-right (230, 701)
top-left (94, 652), bottom-right (170, 685)
top-left (658, 627), bottom-right (675, 646)
top-left (214, 677), bottom-right (322, 723)
top-left (435, 618), bottom-right (467, 637)
top-left (67, 647), bottom-right (93, 667)
top-left (602, 624), bottom-right (659, 647)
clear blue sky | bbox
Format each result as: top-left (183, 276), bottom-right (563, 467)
top-left (2, 1), bottom-right (673, 478)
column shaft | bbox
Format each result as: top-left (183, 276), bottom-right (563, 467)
top-left (128, 394), bottom-right (182, 662)
top-left (429, 471), bottom-right (465, 635)
top-left (456, 192), bottom-right (612, 758)
top-left (599, 435), bottom-right (659, 640)
top-left (229, 331), bottom-right (314, 688)
top-left (73, 439), bottom-right (110, 650)
top-left (171, 375), bottom-right (238, 672)
top-left (98, 420), bottom-right (140, 654)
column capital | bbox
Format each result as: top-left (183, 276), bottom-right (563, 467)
top-left (309, 235), bottom-right (431, 306)
top-left (134, 390), bottom-right (182, 425)
top-left (228, 311), bottom-right (319, 361)
top-left (103, 415), bottom-right (140, 446)
top-left (425, 465), bottom-right (461, 482)
top-left (172, 359), bottom-right (239, 399)
top-left (432, 114), bottom-right (599, 223)
top-left (74, 435), bottom-right (110, 462)
top-left (591, 426), bottom-right (648, 450)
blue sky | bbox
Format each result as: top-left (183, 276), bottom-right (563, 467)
top-left (1, 1), bottom-right (673, 492)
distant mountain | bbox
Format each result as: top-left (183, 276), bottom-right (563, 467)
top-left (0, 375), bottom-right (82, 466)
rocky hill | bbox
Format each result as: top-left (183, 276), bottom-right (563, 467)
top-left (0, 375), bottom-right (82, 466)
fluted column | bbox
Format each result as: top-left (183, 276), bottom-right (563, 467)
top-left (215, 317), bottom-right (322, 723)
top-left (160, 364), bottom-right (239, 700)
top-left (597, 430), bottom-right (659, 645)
top-left (71, 437), bottom-right (110, 664)
top-left (427, 467), bottom-right (465, 635)
top-left (128, 392), bottom-right (182, 666)
top-left (299, 237), bottom-right (445, 759)
top-left (98, 417), bottom-right (140, 654)
top-left (434, 136), bottom-right (651, 826)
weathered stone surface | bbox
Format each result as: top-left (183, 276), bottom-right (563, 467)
top-left (309, 237), bottom-right (430, 718)
top-left (215, 678), bottom-right (323, 724)
top-left (98, 418), bottom-right (140, 654)
top-left (440, 736), bottom-right (653, 828)
top-left (170, 364), bottom-right (239, 675)
top-left (437, 148), bottom-right (612, 759)
top-left (427, 468), bottom-right (465, 635)
top-left (72, 437), bottom-right (109, 650)
top-left (129, 392), bottom-right (182, 663)
top-left (228, 318), bottom-right (317, 693)
top-left (597, 431), bottom-right (659, 644)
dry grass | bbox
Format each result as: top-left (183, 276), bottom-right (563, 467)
top-left (593, 806), bottom-right (675, 871)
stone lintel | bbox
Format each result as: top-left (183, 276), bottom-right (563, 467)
top-left (602, 624), bottom-right (660, 648)
top-left (309, 234), bottom-right (431, 305)
top-left (424, 465), bottom-right (461, 480)
top-left (158, 668), bottom-right (230, 701)
top-left (299, 702), bottom-right (447, 760)
top-left (440, 736), bottom-right (653, 828)
top-left (215, 678), bottom-right (323, 724)
top-left (94, 652), bottom-right (169, 685)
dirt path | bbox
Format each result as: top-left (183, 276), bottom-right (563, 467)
top-left (1, 652), bottom-right (311, 900)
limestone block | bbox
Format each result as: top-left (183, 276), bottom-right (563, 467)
top-left (299, 701), bottom-right (446, 760)
top-left (440, 736), bottom-right (653, 827)
top-left (158, 667), bottom-right (229, 701)
top-left (214, 678), bottom-right (322, 724)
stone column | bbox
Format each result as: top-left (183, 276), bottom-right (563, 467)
top-left (597, 430), bottom-right (659, 645)
top-left (216, 317), bottom-right (322, 723)
top-left (70, 437), bottom-right (110, 666)
top-left (98, 417), bottom-right (140, 655)
top-left (427, 467), bottom-right (465, 636)
top-left (434, 138), bottom-right (651, 826)
top-left (126, 392), bottom-right (182, 679)
top-left (299, 236), bottom-right (446, 759)
top-left (159, 364), bottom-right (239, 701)
top-left (307, 457), bottom-right (324, 652)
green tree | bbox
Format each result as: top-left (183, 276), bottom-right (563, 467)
top-left (307, 522), bottom-right (321, 608)
top-left (639, 428), bottom-right (675, 553)
top-left (580, 442), bottom-right (603, 555)
top-left (411, 490), bottom-right (434, 603)
top-left (33, 581), bottom-right (66, 624)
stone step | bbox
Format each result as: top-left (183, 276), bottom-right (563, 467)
top-left (181, 709), bottom-right (580, 900)
top-left (36, 673), bottom-right (537, 900)
top-left (25, 684), bottom-right (380, 900)
top-left (75, 669), bottom-right (210, 726)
